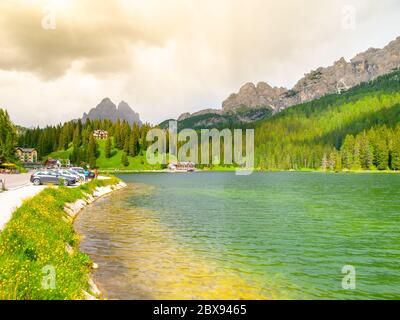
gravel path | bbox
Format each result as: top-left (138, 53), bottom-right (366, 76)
top-left (0, 184), bottom-right (46, 231)
top-left (0, 174), bottom-right (110, 231)
top-left (0, 173), bottom-right (32, 189)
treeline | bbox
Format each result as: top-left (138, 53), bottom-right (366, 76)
top-left (18, 119), bottom-right (152, 168)
top-left (255, 70), bottom-right (400, 171)
top-left (0, 109), bottom-right (17, 163)
top-left (338, 125), bottom-right (400, 170)
top-left (315, 124), bottom-right (400, 171)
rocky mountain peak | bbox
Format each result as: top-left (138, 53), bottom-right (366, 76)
top-left (334, 57), bottom-right (347, 66)
top-left (172, 35), bottom-right (400, 127)
top-left (117, 101), bottom-right (131, 112)
top-left (221, 35), bottom-right (400, 112)
top-left (95, 98), bottom-right (117, 112)
top-left (256, 82), bottom-right (273, 93)
top-left (222, 81), bottom-right (287, 112)
top-left (82, 98), bottom-right (141, 125)
top-left (178, 112), bottom-right (191, 121)
top-left (240, 82), bottom-right (257, 91)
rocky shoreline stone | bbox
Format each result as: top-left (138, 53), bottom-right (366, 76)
top-left (63, 180), bottom-right (128, 300)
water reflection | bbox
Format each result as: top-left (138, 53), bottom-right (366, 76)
top-left (75, 184), bottom-right (271, 300)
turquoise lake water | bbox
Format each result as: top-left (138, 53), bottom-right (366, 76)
top-left (76, 172), bottom-right (400, 299)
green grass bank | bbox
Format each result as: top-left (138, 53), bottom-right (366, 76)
top-left (0, 177), bottom-right (121, 300)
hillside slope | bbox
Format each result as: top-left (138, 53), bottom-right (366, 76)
top-left (255, 70), bottom-right (400, 170)
top-left (95, 139), bottom-right (161, 170)
top-left (46, 140), bottom-right (161, 171)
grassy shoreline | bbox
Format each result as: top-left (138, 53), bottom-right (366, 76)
top-left (0, 177), bottom-right (121, 300)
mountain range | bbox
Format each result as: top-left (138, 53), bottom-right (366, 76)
top-left (172, 36), bottom-right (400, 129)
top-left (82, 98), bottom-right (141, 125)
top-left (78, 36), bottom-right (399, 130)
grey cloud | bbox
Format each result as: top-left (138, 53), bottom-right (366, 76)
top-left (0, 0), bottom-right (399, 126)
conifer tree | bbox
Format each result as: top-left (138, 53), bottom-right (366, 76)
top-left (335, 150), bottom-right (342, 171)
top-left (321, 153), bottom-right (328, 170)
top-left (105, 137), bottom-right (112, 159)
top-left (87, 135), bottom-right (97, 168)
top-left (375, 140), bottom-right (389, 170)
top-left (121, 152), bottom-right (129, 167)
top-left (128, 130), bottom-right (136, 157)
top-left (341, 135), bottom-right (355, 169)
top-left (114, 120), bottom-right (122, 149)
top-left (328, 151), bottom-right (336, 170)
top-left (0, 109), bottom-right (17, 163)
top-left (391, 131), bottom-right (400, 170)
top-left (72, 126), bottom-right (81, 148)
top-left (352, 141), bottom-right (362, 170)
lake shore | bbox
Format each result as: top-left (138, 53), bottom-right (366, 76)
top-left (0, 176), bottom-right (126, 300)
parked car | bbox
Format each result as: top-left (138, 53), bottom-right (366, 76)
top-left (57, 169), bottom-right (84, 182)
top-left (70, 169), bottom-right (86, 181)
top-left (30, 170), bottom-right (76, 186)
top-left (67, 166), bottom-right (95, 179)
top-left (84, 169), bottom-right (95, 179)
top-left (70, 167), bottom-right (87, 181)
top-left (89, 171), bottom-right (95, 179)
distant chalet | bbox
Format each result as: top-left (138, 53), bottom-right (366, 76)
top-left (93, 130), bottom-right (109, 140)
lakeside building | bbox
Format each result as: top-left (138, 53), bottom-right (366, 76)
top-left (168, 161), bottom-right (195, 172)
top-left (93, 130), bottom-right (109, 139)
top-left (15, 147), bottom-right (38, 164)
top-left (44, 158), bottom-right (70, 169)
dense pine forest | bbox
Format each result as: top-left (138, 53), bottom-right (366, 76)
top-left (254, 70), bottom-right (400, 170)
top-left (18, 119), bottom-right (153, 168)
top-left (0, 109), bottom-right (17, 164)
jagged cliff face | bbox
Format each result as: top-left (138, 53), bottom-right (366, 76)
top-left (82, 98), bottom-right (141, 125)
top-left (174, 36), bottom-right (400, 128)
top-left (161, 106), bottom-right (273, 130)
top-left (223, 36), bottom-right (400, 112)
top-left (222, 82), bottom-right (286, 112)
top-left (178, 108), bottom-right (222, 121)
top-left (286, 37), bottom-right (400, 108)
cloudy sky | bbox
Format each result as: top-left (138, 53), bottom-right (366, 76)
top-left (1, 0), bottom-right (399, 127)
